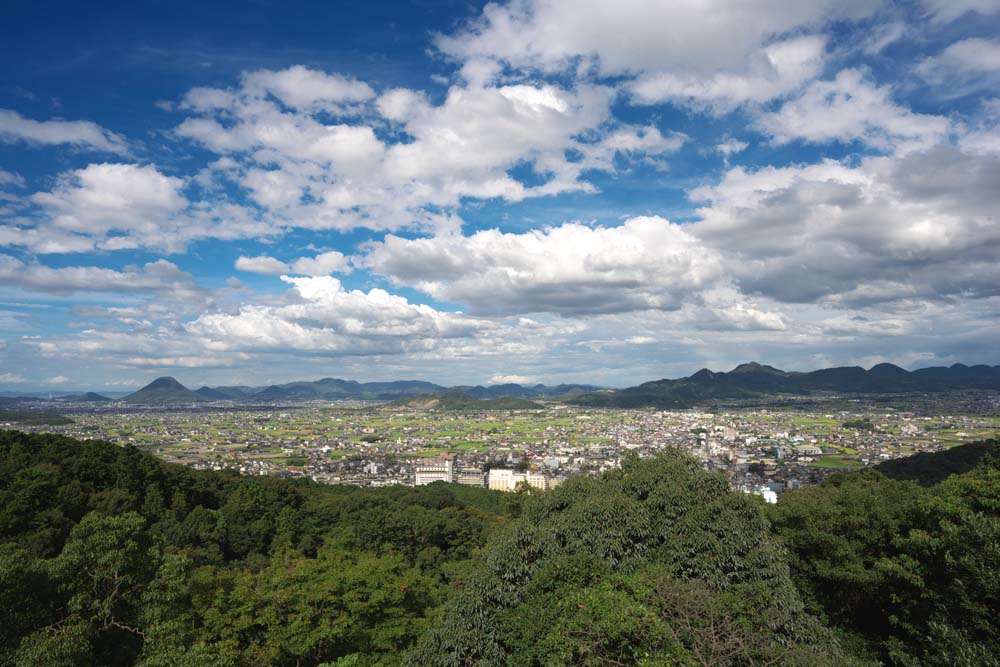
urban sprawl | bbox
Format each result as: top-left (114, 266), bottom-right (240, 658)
top-left (6, 394), bottom-right (998, 502)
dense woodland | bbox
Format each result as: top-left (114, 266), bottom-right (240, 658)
top-left (1, 430), bottom-right (997, 666)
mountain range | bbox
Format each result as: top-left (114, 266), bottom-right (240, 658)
top-left (109, 377), bottom-right (603, 405)
top-left (570, 362), bottom-right (1000, 408)
top-left (2, 362), bottom-right (997, 407)
top-left (186, 379), bottom-right (601, 403)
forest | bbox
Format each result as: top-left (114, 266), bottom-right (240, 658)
top-left (1, 430), bottom-right (997, 666)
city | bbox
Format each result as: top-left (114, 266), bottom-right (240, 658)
top-left (8, 390), bottom-right (997, 502)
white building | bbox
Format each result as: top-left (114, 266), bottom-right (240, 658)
top-left (488, 468), bottom-right (519, 491)
top-left (487, 468), bottom-right (550, 492)
top-left (415, 458), bottom-right (453, 485)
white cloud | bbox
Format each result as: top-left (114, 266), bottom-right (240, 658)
top-left (0, 170), bottom-right (24, 188)
top-left (172, 67), bottom-right (635, 233)
top-left (290, 250), bottom-right (351, 276)
top-left (917, 38), bottom-right (1000, 87)
top-left (959, 126), bottom-right (1000, 154)
top-left (437, 1), bottom-right (880, 109)
top-left (0, 373), bottom-right (26, 384)
top-left (189, 275), bottom-right (488, 351)
top-left (235, 255), bottom-right (290, 275)
top-left (716, 138), bottom-right (749, 156)
top-left (362, 216), bottom-right (724, 315)
top-left (376, 88), bottom-right (430, 121)
top-left (0, 255), bottom-right (207, 299)
top-left (756, 69), bottom-right (951, 152)
top-left (437, 0), bottom-right (874, 76)
top-left (239, 65), bottom-right (374, 111)
top-left (235, 251), bottom-right (352, 276)
top-left (690, 145), bottom-right (1000, 305)
top-left (8, 162), bottom-right (269, 253)
top-left (46, 375), bottom-right (70, 384)
top-left (0, 109), bottom-right (128, 154)
top-left (32, 163), bottom-right (186, 235)
top-left (861, 21), bottom-right (906, 54)
top-left (921, 0), bottom-right (1000, 23)
top-left (629, 35), bottom-right (828, 110)
top-left (489, 374), bottom-right (535, 385)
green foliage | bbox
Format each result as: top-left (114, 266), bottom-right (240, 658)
top-left (0, 430), bottom-right (507, 666)
top-left (405, 450), bottom-right (849, 666)
top-left (0, 409), bottom-right (73, 425)
top-left (768, 439), bottom-right (1000, 666)
top-left (842, 418), bottom-right (876, 431)
top-left (3, 429), bottom-right (998, 667)
top-left (875, 437), bottom-right (1000, 486)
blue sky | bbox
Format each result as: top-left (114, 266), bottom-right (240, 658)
top-left (1, 0), bottom-right (998, 391)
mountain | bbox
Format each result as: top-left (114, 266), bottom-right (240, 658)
top-left (250, 378), bottom-right (447, 401)
top-left (197, 378), bottom-right (592, 402)
top-left (571, 361), bottom-right (1000, 408)
top-left (55, 392), bottom-right (112, 403)
top-left (194, 386), bottom-right (242, 400)
top-left (395, 390), bottom-right (543, 410)
top-left (122, 377), bottom-right (205, 405)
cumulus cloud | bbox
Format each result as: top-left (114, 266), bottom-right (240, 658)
top-left (0, 255), bottom-right (208, 301)
top-left (689, 145), bottom-right (1000, 305)
top-left (239, 66), bottom-right (375, 111)
top-left (235, 251), bottom-right (352, 276)
top-left (756, 69), bottom-right (951, 152)
top-left (362, 216), bottom-right (724, 315)
top-left (188, 276), bottom-right (489, 354)
top-left (0, 373), bottom-right (26, 384)
top-left (235, 255), bottom-right (290, 275)
top-left (25, 275), bottom-right (507, 371)
top-left (289, 250), bottom-right (351, 276)
top-left (6, 162), bottom-right (268, 253)
top-left (437, 1), bottom-right (879, 109)
top-left (716, 139), bottom-right (749, 156)
top-left (0, 110), bottom-right (128, 154)
top-left (437, 0), bottom-right (872, 76)
top-left (629, 35), bottom-right (827, 111)
top-left (169, 65), bottom-right (664, 236)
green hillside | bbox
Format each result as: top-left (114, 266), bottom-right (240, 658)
top-left (0, 410), bottom-right (73, 426)
top-left (571, 362), bottom-right (1000, 408)
top-left (1, 431), bottom-right (997, 666)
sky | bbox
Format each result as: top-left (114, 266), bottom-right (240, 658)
top-left (1, 0), bottom-right (999, 391)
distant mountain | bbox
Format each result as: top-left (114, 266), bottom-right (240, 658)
top-left (396, 390), bottom-right (543, 410)
top-left (249, 378), bottom-right (446, 402)
top-left (571, 362), bottom-right (1000, 409)
top-left (196, 385), bottom-right (258, 400)
top-left (193, 378), bottom-right (594, 403)
top-left (122, 377), bottom-right (205, 405)
top-left (55, 392), bottom-right (112, 403)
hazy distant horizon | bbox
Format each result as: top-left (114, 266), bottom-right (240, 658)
top-left (4, 358), bottom-right (998, 396)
